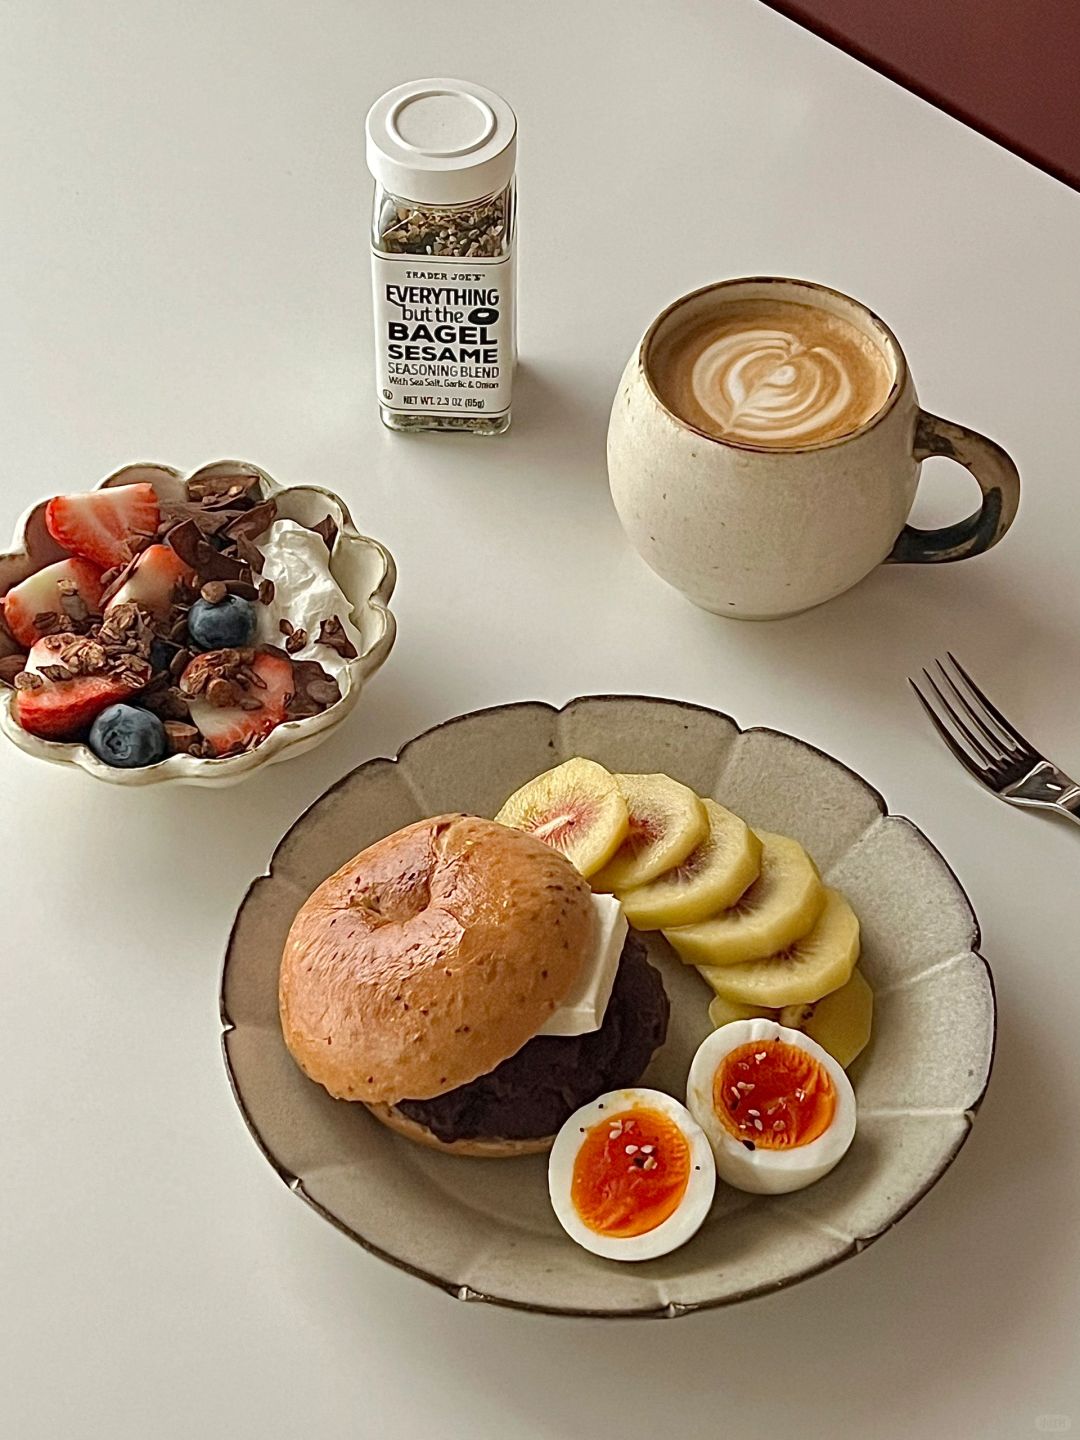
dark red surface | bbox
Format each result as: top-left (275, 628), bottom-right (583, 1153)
top-left (761, 0), bottom-right (1080, 191)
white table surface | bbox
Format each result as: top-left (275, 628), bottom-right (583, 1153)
top-left (3, 2), bottom-right (1079, 1436)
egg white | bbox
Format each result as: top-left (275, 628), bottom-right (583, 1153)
top-left (686, 1019), bottom-right (856, 1194)
top-left (547, 1087), bottom-right (716, 1261)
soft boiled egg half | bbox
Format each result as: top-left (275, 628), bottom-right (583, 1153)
top-left (548, 1088), bottom-right (715, 1260)
top-left (687, 1019), bottom-right (856, 1194)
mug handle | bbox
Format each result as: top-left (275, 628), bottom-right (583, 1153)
top-left (887, 411), bottom-right (1020, 564)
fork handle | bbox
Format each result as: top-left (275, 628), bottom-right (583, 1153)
top-left (888, 412), bottom-right (1020, 565)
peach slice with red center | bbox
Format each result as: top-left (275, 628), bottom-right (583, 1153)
top-left (494, 756), bottom-right (629, 877)
top-left (590, 773), bottom-right (708, 893)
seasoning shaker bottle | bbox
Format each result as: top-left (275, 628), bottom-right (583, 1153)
top-left (365, 79), bottom-right (517, 435)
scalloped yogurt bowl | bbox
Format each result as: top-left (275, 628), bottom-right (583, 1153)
top-left (0, 461), bottom-right (396, 786)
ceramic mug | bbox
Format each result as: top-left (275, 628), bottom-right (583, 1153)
top-left (607, 277), bottom-right (1020, 619)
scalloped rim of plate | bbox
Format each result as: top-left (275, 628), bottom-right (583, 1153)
top-left (220, 695), bottom-right (996, 1318)
top-left (0, 461), bottom-right (397, 784)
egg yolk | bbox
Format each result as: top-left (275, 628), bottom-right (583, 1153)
top-left (571, 1106), bottom-right (691, 1238)
top-left (713, 1040), bottom-right (835, 1149)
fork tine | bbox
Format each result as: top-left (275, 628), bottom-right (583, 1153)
top-left (933, 660), bottom-right (1008, 760)
top-left (909, 677), bottom-right (993, 785)
top-left (921, 669), bottom-right (1001, 769)
top-left (946, 651), bottom-right (1032, 755)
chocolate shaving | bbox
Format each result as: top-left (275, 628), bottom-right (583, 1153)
top-left (168, 648), bottom-right (191, 679)
top-left (200, 581), bottom-right (228, 605)
top-left (232, 533), bottom-right (265, 574)
top-left (0, 654), bottom-right (29, 687)
top-left (287, 658), bottom-right (341, 716)
top-left (166, 520), bottom-right (251, 583)
top-left (186, 469), bottom-right (263, 505)
top-left (223, 499), bottom-right (277, 542)
top-left (257, 578), bottom-right (275, 606)
top-left (316, 616), bottom-right (358, 659)
top-left (200, 489), bottom-right (253, 511)
top-left (285, 629), bottom-right (307, 655)
top-left (311, 514), bottom-right (338, 551)
top-left (98, 552), bottom-right (142, 609)
top-left (307, 676), bottom-right (341, 705)
top-left (39, 664), bottom-right (74, 682)
top-left (225, 580), bottom-right (259, 602)
top-left (159, 501), bottom-right (241, 537)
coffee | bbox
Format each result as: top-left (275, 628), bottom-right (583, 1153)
top-left (648, 298), bottom-right (894, 448)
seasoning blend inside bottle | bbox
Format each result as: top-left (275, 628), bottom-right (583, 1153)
top-left (366, 79), bottom-right (517, 435)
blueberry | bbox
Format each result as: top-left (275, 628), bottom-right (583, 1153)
top-left (187, 594), bottom-right (257, 650)
top-left (149, 638), bottom-right (175, 674)
top-left (88, 704), bottom-right (167, 768)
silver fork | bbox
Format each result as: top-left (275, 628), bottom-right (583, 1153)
top-left (910, 654), bottom-right (1080, 827)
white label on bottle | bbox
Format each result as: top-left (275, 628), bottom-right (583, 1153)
top-left (371, 251), bottom-right (514, 417)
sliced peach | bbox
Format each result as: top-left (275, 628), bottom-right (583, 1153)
top-left (494, 757), bottom-right (629, 877)
top-left (590, 773), bottom-right (708, 893)
top-left (618, 799), bottom-right (762, 929)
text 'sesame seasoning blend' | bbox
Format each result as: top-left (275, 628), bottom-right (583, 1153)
top-left (366, 79), bottom-right (517, 435)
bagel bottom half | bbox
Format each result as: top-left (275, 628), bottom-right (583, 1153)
top-left (364, 1104), bottom-right (554, 1158)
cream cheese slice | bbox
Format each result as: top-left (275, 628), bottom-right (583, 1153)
top-left (536, 892), bottom-right (628, 1037)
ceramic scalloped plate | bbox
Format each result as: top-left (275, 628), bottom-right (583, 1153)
top-left (221, 696), bottom-right (995, 1317)
top-left (0, 461), bottom-right (396, 785)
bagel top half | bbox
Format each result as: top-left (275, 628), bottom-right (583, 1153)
top-left (278, 815), bottom-right (596, 1104)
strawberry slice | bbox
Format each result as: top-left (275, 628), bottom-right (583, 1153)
top-left (2, 558), bottom-right (105, 648)
top-left (14, 633), bottom-right (151, 740)
top-left (104, 544), bottom-right (194, 617)
top-left (45, 483), bottom-right (160, 569)
top-left (181, 647), bottom-right (294, 757)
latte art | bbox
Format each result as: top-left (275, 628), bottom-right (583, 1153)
top-left (650, 299), bottom-right (894, 448)
top-left (692, 327), bottom-right (860, 444)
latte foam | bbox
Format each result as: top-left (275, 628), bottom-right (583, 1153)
top-left (649, 298), bottom-right (894, 447)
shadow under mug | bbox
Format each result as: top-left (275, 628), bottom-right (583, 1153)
top-left (607, 277), bottom-right (1021, 619)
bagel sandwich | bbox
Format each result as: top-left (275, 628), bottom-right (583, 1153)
top-left (278, 814), bottom-right (670, 1156)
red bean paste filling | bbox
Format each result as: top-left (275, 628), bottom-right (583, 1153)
top-left (396, 934), bottom-right (669, 1143)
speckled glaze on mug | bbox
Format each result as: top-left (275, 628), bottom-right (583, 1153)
top-left (607, 278), bottom-right (1020, 619)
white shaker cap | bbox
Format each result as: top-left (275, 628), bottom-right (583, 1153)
top-left (366, 78), bottom-right (517, 206)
